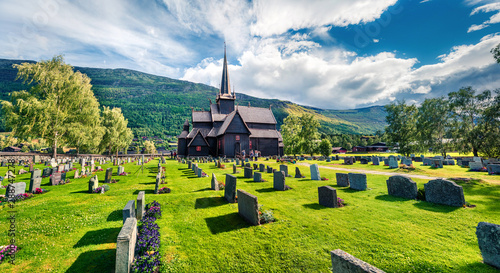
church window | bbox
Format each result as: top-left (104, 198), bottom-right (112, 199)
top-left (249, 141), bottom-right (252, 149)
top-left (196, 146), bottom-right (201, 152)
top-left (235, 135), bottom-right (240, 141)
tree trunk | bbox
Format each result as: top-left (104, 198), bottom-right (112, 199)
top-left (473, 147), bottom-right (479, 157)
top-left (53, 134), bottom-right (57, 159)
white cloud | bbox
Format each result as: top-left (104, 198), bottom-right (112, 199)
top-left (468, 2), bottom-right (500, 32)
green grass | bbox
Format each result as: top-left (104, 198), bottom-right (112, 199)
top-left (0, 158), bottom-right (499, 272)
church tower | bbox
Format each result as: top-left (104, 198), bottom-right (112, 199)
top-left (216, 44), bottom-right (235, 114)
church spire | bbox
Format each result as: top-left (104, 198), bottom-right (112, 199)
top-left (220, 43), bottom-right (231, 95)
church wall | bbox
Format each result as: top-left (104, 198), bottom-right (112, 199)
top-left (188, 146), bottom-right (210, 156)
top-left (250, 138), bottom-right (279, 156)
top-left (177, 138), bottom-right (187, 156)
top-left (224, 133), bottom-right (249, 157)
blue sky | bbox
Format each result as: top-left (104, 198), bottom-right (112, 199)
top-left (1, 0), bottom-right (500, 109)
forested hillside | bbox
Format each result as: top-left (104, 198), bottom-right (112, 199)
top-left (0, 59), bottom-right (387, 139)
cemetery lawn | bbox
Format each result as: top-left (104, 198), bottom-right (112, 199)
top-left (0, 158), bottom-right (499, 272)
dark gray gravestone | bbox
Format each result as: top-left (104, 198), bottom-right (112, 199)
top-left (123, 200), bottom-right (136, 223)
top-left (88, 175), bottom-right (98, 193)
top-left (360, 158), bottom-right (368, 164)
top-left (487, 164), bottom-right (500, 175)
top-left (476, 222), bottom-right (500, 269)
top-left (383, 159), bottom-right (389, 166)
top-left (344, 157), bottom-right (353, 165)
top-left (154, 173), bottom-right (160, 194)
top-left (116, 217), bottom-right (137, 273)
top-left (187, 161), bottom-right (192, 169)
top-left (244, 167), bottom-right (253, 178)
top-left (469, 162), bottom-right (483, 171)
top-left (386, 175), bottom-right (417, 200)
top-left (224, 174), bottom-right (237, 203)
top-left (295, 167), bottom-right (305, 178)
top-left (431, 159), bottom-right (443, 168)
top-left (388, 158), bottom-right (399, 169)
top-left (253, 163), bottom-right (258, 170)
top-left (424, 179), bottom-right (465, 207)
top-left (117, 166), bottom-right (124, 175)
top-left (50, 172), bottom-right (62, 186)
top-left (259, 164), bottom-right (265, 172)
top-left (6, 182), bottom-right (26, 200)
top-left (136, 191), bottom-right (145, 220)
top-left (336, 173), bottom-right (350, 187)
top-left (61, 172), bottom-right (66, 182)
top-left (197, 167), bottom-right (203, 178)
top-left (237, 189), bottom-right (260, 226)
top-left (273, 171), bottom-right (286, 191)
top-left (253, 172), bottom-right (262, 182)
top-left (211, 173), bottom-right (219, 191)
top-left (331, 249), bottom-right (386, 273)
top-left (105, 168), bottom-right (112, 183)
top-left (42, 168), bottom-right (51, 177)
top-left (29, 169), bottom-right (42, 193)
top-left (348, 173), bottom-right (367, 191)
top-left (372, 157), bottom-right (380, 165)
top-left (318, 186), bottom-right (338, 208)
top-left (310, 164), bottom-right (321, 180)
top-left (267, 166), bottom-right (273, 173)
top-left (279, 165), bottom-right (288, 176)
top-left (233, 164), bottom-right (237, 174)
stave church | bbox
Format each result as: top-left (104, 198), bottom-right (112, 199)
top-left (177, 46), bottom-right (284, 158)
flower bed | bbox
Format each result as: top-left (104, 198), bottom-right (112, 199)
top-left (92, 184), bottom-right (110, 193)
top-left (34, 188), bottom-right (49, 194)
top-left (157, 187), bottom-right (171, 194)
top-left (337, 198), bottom-right (345, 207)
top-left (0, 193), bottom-right (34, 204)
top-left (131, 201), bottom-right (162, 272)
top-left (118, 172), bottom-right (128, 176)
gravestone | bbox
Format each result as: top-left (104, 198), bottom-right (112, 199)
top-left (273, 171), bottom-right (287, 191)
top-left (187, 161), bottom-right (192, 169)
top-left (224, 174), bottom-right (237, 203)
top-left (105, 168), bottom-right (113, 183)
top-left (245, 163), bottom-right (251, 168)
top-left (372, 157), bottom-right (380, 165)
top-left (267, 166), bottom-right (273, 173)
top-left (431, 159), bottom-right (443, 168)
top-left (330, 249), bottom-right (386, 273)
top-left (310, 164), bottom-right (321, 180)
top-left (116, 217), bottom-right (137, 273)
top-left (279, 165), bottom-right (289, 177)
top-left (423, 158), bottom-right (432, 166)
top-left (253, 163), bottom-right (258, 170)
top-left (443, 159), bottom-right (455, 165)
top-left (318, 186), bottom-right (338, 208)
top-left (424, 179), bottom-right (465, 207)
top-left (487, 164), bottom-right (500, 175)
top-left (117, 166), bottom-right (124, 175)
top-left (244, 167), bottom-right (253, 179)
top-left (253, 172), bottom-right (262, 182)
top-left (237, 189), bottom-right (260, 226)
top-left (6, 182), bottom-right (26, 200)
top-left (469, 162), bottom-right (483, 171)
top-left (122, 200), bottom-right (136, 223)
top-left (360, 158), bottom-right (368, 164)
top-left (57, 165), bottom-right (64, 172)
top-left (28, 169), bottom-right (42, 193)
top-left (336, 173), bottom-right (350, 187)
top-left (233, 164), bottom-right (237, 174)
top-left (386, 175), bottom-right (417, 200)
top-left (136, 191), bottom-right (145, 220)
top-left (348, 173), bottom-right (367, 191)
top-left (154, 173), bottom-right (160, 194)
top-left (402, 158), bottom-right (412, 166)
top-left (50, 172), bottom-right (62, 186)
top-left (259, 164), bottom-right (265, 172)
top-left (476, 222), bottom-right (500, 269)
top-left (236, 159), bottom-right (240, 165)
top-left (197, 168), bottom-right (203, 178)
top-left (383, 159), bottom-right (389, 166)
top-left (211, 173), bottom-right (219, 191)
top-left (473, 156), bottom-right (482, 162)
top-left (295, 167), bottom-right (305, 178)
top-left (344, 157), bottom-right (354, 165)
top-left (88, 175), bottom-right (98, 193)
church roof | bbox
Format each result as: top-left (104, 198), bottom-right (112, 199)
top-left (210, 104), bottom-right (227, 121)
top-left (220, 44), bottom-right (231, 96)
top-left (249, 128), bottom-right (280, 138)
top-left (217, 110), bottom-right (251, 136)
top-left (187, 129), bottom-right (210, 147)
top-left (237, 106), bottom-right (277, 124)
top-left (187, 127), bottom-right (211, 139)
top-left (192, 111), bottom-right (212, 123)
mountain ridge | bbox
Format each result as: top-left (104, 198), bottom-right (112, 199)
top-left (0, 58), bottom-right (387, 138)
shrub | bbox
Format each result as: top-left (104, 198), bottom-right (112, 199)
top-left (258, 205), bottom-right (275, 224)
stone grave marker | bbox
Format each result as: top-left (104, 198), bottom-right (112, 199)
top-left (273, 171), bottom-right (288, 191)
top-left (116, 217), bottom-right (137, 273)
top-left (154, 173), bottom-right (160, 194)
top-left (469, 162), bottom-right (483, 171)
top-left (318, 186), bottom-right (338, 208)
top-left (6, 182), bottom-right (26, 200)
top-left (386, 175), bottom-right (417, 199)
top-left (310, 164), bottom-right (321, 180)
top-left (344, 157), bottom-right (353, 165)
top-left (28, 169), bottom-right (42, 193)
top-left (42, 168), bottom-right (51, 177)
top-left (372, 157), bottom-right (380, 165)
top-left (259, 164), bottom-right (265, 172)
top-left (237, 189), bottom-right (260, 226)
top-left (197, 167), bottom-right (203, 178)
top-left (330, 249), bottom-right (386, 273)
top-left (117, 166), bottom-right (124, 175)
top-left (424, 179), bottom-right (465, 207)
top-left (336, 173), bottom-right (349, 187)
top-left (136, 191), bottom-right (145, 220)
top-left (279, 165), bottom-right (289, 177)
top-left (487, 164), bottom-right (500, 175)
top-left (123, 200), bottom-right (136, 223)
top-left (360, 158), bottom-right (368, 164)
top-left (402, 158), bottom-right (412, 166)
top-left (211, 173), bottom-right (219, 191)
top-left (348, 173), bottom-right (367, 191)
top-left (253, 163), bottom-right (258, 170)
top-left (295, 167), bottom-right (305, 178)
top-left (476, 222), bottom-right (500, 269)
top-left (267, 166), bottom-right (273, 173)
top-left (224, 174), bottom-right (237, 203)
top-left (431, 159), bottom-right (443, 168)
top-left (253, 172), bottom-right (263, 182)
top-left (105, 168), bottom-right (112, 183)
top-left (388, 158), bottom-right (399, 169)
top-left (244, 167), bottom-right (253, 178)
top-left (50, 172), bottom-right (62, 185)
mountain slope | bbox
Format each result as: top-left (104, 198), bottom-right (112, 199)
top-left (0, 59), bottom-right (386, 138)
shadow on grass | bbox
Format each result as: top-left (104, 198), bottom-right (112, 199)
top-left (195, 196), bottom-right (225, 209)
top-left (133, 189), bottom-right (155, 195)
top-left (255, 187), bottom-right (275, 193)
top-left (413, 201), bottom-right (462, 213)
top-left (375, 194), bottom-right (412, 202)
top-left (337, 188), bottom-right (365, 193)
top-left (106, 210), bottom-right (122, 221)
top-left (73, 227), bottom-right (121, 248)
top-left (205, 212), bottom-right (250, 234)
top-left (70, 190), bottom-right (89, 194)
top-left (302, 203), bottom-right (329, 210)
top-left (193, 187), bottom-right (211, 192)
top-left (66, 249), bottom-right (115, 273)
top-left (140, 181), bottom-right (156, 185)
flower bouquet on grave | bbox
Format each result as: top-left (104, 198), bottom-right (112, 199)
top-left (118, 172), bottom-right (127, 176)
top-left (110, 179), bottom-right (117, 183)
top-left (60, 179), bottom-right (71, 185)
top-left (220, 164), bottom-right (226, 169)
top-left (0, 245), bottom-right (18, 264)
top-left (321, 177), bottom-right (329, 181)
top-left (35, 188), bottom-right (48, 194)
top-left (93, 184), bottom-right (110, 193)
top-left (96, 168), bottom-right (104, 172)
top-left (157, 187), bottom-right (171, 194)
top-left (337, 197), bottom-right (345, 207)
top-left (258, 204), bottom-right (275, 224)
top-left (72, 168), bottom-right (77, 170)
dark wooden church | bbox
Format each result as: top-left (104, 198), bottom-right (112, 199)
top-left (177, 47), bottom-right (284, 158)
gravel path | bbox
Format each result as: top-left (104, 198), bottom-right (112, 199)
top-left (297, 163), bottom-right (441, 180)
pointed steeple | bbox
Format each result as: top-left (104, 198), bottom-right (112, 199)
top-left (220, 43), bottom-right (231, 95)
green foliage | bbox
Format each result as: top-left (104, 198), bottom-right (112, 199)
top-left (298, 113), bottom-right (320, 156)
top-left (281, 114), bottom-right (302, 155)
top-left (385, 100), bottom-right (418, 156)
top-left (491, 43), bottom-right (500, 63)
top-left (99, 106), bottom-right (133, 155)
top-left (1, 56), bottom-right (102, 158)
top-left (416, 97), bottom-right (453, 156)
top-left (144, 140), bottom-right (157, 154)
top-left (318, 139), bottom-right (332, 157)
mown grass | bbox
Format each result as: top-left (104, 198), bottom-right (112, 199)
top-left (0, 158), bottom-right (499, 272)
